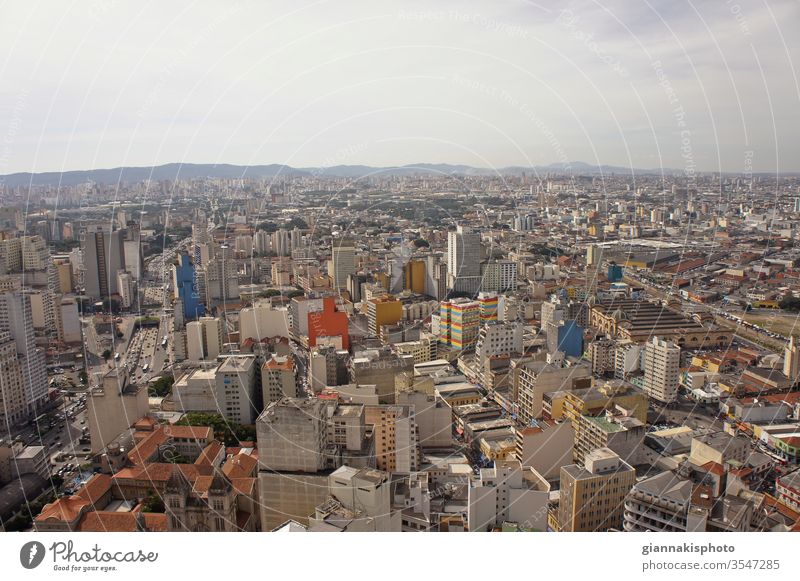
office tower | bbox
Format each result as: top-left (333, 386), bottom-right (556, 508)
top-left (331, 237), bottom-right (355, 290)
top-left (784, 336), bottom-right (800, 385)
top-left (172, 252), bottom-right (205, 321)
top-left (262, 355), bottom-right (297, 405)
top-left (122, 226), bottom-right (143, 281)
top-left (312, 466), bottom-right (400, 532)
top-left (447, 225), bottom-right (482, 295)
top-left (438, 298), bottom-right (480, 350)
top-left (558, 448), bottom-right (636, 532)
top-left (202, 250), bottom-right (239, 306)
top-left (0, 332), bottom-right (27, 426)
top-left (82, 225), bottom-right (126, 300)
top-left (116, 271), bottom-right (135, 309)
top-left (0, 292), bottom-right (48, 423)
top-left (643, 337), bottom-right (681, 403)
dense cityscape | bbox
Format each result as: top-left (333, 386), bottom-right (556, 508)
top-left (1, 167), bottom-right (800, 533)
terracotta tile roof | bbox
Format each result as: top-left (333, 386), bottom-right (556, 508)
top-left (35, 496), bottom-right (89, 524)
top-left (195, 441), bottom-right (224, 467)
top-left (222, 453), bottom-right (257, 479)
top-left (133, 416), bottom-right (158, 431)
top-left (163, 425), bottom-right (213, 440)
top-left (264, 355), bottom-right (295, 371)
top-left (701, 461), bottom-right (725, 477)
top-left (230, 477), bottom-right (256, 496)
top-left (113, 463), bottom-right (200, 485)
top-left (128, 429), bottom-right (169, 466)
top-left (128, 425), bottom-right (214, 465)
top-left (764, 493), bottom-right (800, 522)
top-left (75, 474), bottom-right (112, 505)
top-left (76, 511), bottom-right (169, 532)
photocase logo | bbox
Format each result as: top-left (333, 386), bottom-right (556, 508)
top-left (20, 541), bottom-right (46, 569)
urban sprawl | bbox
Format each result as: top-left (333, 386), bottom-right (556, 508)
top-left (2, 169), bottom-right (800, 533)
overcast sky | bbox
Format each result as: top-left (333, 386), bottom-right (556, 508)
top-left (1, 0), bottom-right (798, 174)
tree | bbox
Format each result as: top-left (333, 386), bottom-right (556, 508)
top-left (412, 238), bottom-right (430, 248)
top-left (141, 492), bottom-right (165, 513)
top-left (101, 349), bottom-right (112, 361)
top-left (177, 412), bottom-right (255, 446)
top-left (78, 370), bottom-right (88, 385)
top-left (780, 296), bottom-right (800, 312)
top-left (148, 375), bottom-right (174, 397)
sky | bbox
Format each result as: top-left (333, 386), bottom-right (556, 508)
top-left (0, 0), bottom-right (798, 174)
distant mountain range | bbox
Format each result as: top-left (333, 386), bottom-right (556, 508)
top-left (0, 161), bottom-right (710, 187)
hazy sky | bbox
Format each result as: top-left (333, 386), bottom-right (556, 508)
top-left (1, 0), bottom-right (798, 174)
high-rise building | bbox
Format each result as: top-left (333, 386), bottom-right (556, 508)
top-left (172, 252), bottom-right (205, 321)
top-left (480, 260), bottom-right (517, 293)
top-left (186, 317), bottom-right (224, 361)
top-left (215, 355), bottom-right (257, 424)
top-left (262, 355), bottom-right (297, 405)
top-left (558, 448), bottom-right (636, 532)
top-left (0, 292), bottom-right (48, 423)
top-left (331, 237), bottom-right (355, 290)
top-left (643, 337), bottom-right (681, 403)
top-left (447, 225), bottom-right (482, 295)
top-left (0, 332), bottom-right (27, 426)
top-left (475, 321), bottom-right (523, 367)
top-left (82, 225), bottom-right (126, 300)
top-left (784, 336), bottom-right (800, 386)
top-left (116, 271), bottom-right (135, 309)
top-left (438, 298), bottom-right (480, 350)
top-left (366, 295), bottom-right (402, 337)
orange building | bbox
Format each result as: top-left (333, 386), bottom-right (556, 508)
top-left (308, 296), bottom-right (350, 350)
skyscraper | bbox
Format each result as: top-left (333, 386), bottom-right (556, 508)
top-left (447, 225), bottom-right (482, 296)
top-left (82, 225), bottom-right (126, 301)
top-left (643, 337), bottom-right (681, 404)
top-left (0, 292), bottom-right (48, 425)
top-left (331, 237), bottom-right (355, 291)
